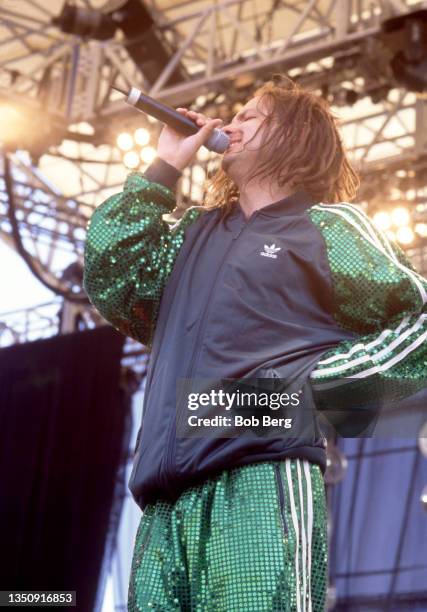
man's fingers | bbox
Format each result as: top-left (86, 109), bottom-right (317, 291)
top-left (176, 108), bottom-right (224, 132)
top-left (177, 108), bottom-right (222, 127)
top-left (193, 118), bottom-right (224, 146)
top-left (187, 110), bottom-right (207, 126)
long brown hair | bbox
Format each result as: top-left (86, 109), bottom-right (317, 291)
top-left (203, 74), bottom-right (359, 218)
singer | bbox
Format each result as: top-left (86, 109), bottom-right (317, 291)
top-left (83, 75), bottom-right (427, 611)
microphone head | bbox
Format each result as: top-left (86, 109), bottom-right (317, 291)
top-left (205, 129), bottom-right (230, 154)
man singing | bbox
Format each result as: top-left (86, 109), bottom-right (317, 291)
top-left (83, 76), bottom-right (427, 611)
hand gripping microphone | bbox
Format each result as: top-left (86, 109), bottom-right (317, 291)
top-left (112, 86), bottom-right (230, 154)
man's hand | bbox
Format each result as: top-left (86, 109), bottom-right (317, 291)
top-left (157, 108), bottom-right (224, 171)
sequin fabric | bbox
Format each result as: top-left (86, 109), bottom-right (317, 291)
top-left (83, 172), bottom-right (201, 348)
top-left (308, 203), bottom-right (427, 407)
top-left (128, 459), bottom-right (327, 612)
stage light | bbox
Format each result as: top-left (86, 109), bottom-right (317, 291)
top-left (0, 103), bottom-right (62, 158)
top-left (369, 86), bottom-right (390, 105)
top-left (373, 211), bottom-right (392, 231)
top-left (0, 105), bottom-right (27, 146)
top-left (391, 206), bottom-right (410, 227)
top-left (140, 146), bottom-right (157, 164)
top-left (53, 1), bottom-right (185, 87)
top-left (383, 10), bottom-right (427, 93)
top-left (52, 2), bottom-right (116, 39)
top-left (415, 223), bottom-right (427, 237)
top-left (123, 150), bottom-right (140, 169)
top-left (134, 128), bottom-right (150, 147)
top-left (334, 87), bottom-right (359, 107)
top-left (421, 485), bottom-right (427, 513)
top-left (116, 132), bottom-right (134, 151)
top-left (396, 226), bottom-right (414, 245)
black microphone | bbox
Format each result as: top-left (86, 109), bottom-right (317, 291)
top-left (112, 86), bottom-right (229, 154)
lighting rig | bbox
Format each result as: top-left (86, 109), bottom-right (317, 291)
top-left (52, 0), bottom-right (186, 87)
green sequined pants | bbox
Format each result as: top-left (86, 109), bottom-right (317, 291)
top-left (128, 459), bottom-right (328, 611)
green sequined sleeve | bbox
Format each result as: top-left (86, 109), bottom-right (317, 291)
top-left (308, 202), bottom-right (427, 410)
top-left (83, 171), bottom-right (200, 347)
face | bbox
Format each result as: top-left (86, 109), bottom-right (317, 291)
top-left (221, 96), bottom-right (271, 178)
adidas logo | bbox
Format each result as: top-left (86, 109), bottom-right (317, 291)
top-left (260, 243), bottom-right (281, 259)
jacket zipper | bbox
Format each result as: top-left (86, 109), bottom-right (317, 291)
top-left (139, 215), bottom-right (208, 423)
top-left (163, 210), bottom-right (259, 481)
top-left (274, 463), bottom-right (289, 538)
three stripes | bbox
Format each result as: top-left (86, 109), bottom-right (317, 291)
top-left (310, 202), bottom-right (427, 382)
top-left (276, 459), bottom-right (319, 612)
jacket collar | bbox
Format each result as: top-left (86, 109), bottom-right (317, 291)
top-left (234, 188), bottom-right (315, 218)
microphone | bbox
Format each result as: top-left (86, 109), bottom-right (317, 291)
top-left (112, 86), bottom-right (229, 154)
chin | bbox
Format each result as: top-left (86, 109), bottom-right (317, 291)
top-left (221, 152), bottom-right (236, 173)
top-left (220, 157), bottom-right (230, 173)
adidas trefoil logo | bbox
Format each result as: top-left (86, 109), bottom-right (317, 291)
top-left (260, 243), bottom-right (281, 259)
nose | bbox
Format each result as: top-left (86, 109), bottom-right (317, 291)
top-left (222, 121), bottom-right (238, 136)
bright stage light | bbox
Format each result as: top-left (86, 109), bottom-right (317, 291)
top-left (140, 146), bottom-right (157, 164)
top-left (415, 223), bottom-right (427, 237)
top-left (116, 132), bottom-right (134, 151)
top-left (373, 211), bottom-right (392, 231)
top-left (396, 226), bottom-right (414, 245)
top-left (134, 128), bottom-right (150, 147)
top-left (391, 206), bottom-right (410, 227)
top-left (123, 150), bottom-right (140, 169)
top-left (0, 105), bottom-right (27, 146)
top-left (386, 229), bottom-right (396, 242)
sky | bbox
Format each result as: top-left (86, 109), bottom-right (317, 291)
top-left (0, 139), bottom-right (125, 327)
top-left (0, 239), bottom-right (55, 314)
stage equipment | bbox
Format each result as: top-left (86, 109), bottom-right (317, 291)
top-left (52, 0), bottom-right (185, 86)
top-left (383, 9), bottom-right (427, 92)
